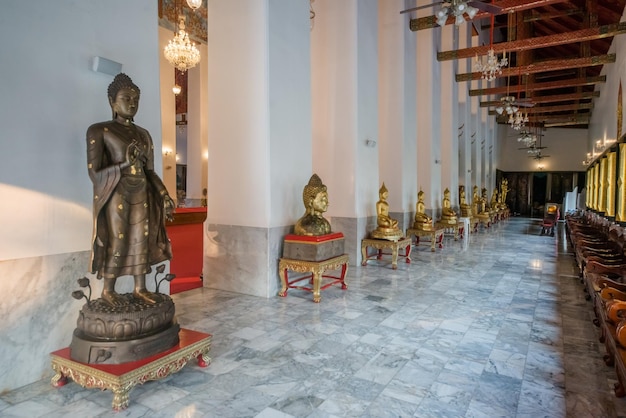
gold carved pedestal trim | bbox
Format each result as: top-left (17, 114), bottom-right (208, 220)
top-left (361, 237), bottom-right (412, 269)
top-left (435, 221), bottom-right (463, 240)
top-left (406, 228), bottom-right (444, 251)
top-left (50, 328), bottom-right (212, 411)
top-left (278, 254), bottom-right (349, 303)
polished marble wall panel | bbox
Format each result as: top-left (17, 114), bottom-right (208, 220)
top-left (390, 211), bottom-right (411, 234)
top-left (332, 214), bottom-right (411, 265)
top-left (0, 252), bottom-right (171, 392)
top-left (0, 252), bottom-right (88, 392)
top-left (331, 216), bottom-right (370, 265)
top-left (203, 224), bottom-right (291, 298)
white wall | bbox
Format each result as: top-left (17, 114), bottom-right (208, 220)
top-left (268, 0), bottom-right (313, 227)
top-left (498, 128), bottom-right (587, 172)
top-left (0, 1), bottom-right (162, 261)
top-left (0, 0), bottom-right (162, 392)
top-left (588, 7), bottom-right (626, 153)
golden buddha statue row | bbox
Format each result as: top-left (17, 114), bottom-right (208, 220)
top-left (292, 177), bottom-right (509, 240)
top-left (413, 188), bottom-right (461, 231)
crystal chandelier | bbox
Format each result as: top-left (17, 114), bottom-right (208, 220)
top-left (164, 16), bottom-right (200, 72)
top-left (508, 111), bottom-right (529, 131)
top-left (517, 131), bottom-right (536, 147)
top-left (436, 0), bottom-right (478, 26)
top-left (495, 96), bottom-right (518, 116)
top-left (474, 49), bottom-right (508, 81)
top-left (474, 14), bottom-right (508, 81)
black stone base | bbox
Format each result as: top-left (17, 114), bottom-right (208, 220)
top-left (70, 322), bottom-right (180, 364)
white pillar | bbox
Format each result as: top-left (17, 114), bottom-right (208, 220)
top-left (440, 24), bottom-right (459, 210)
top-left (311, 0), bottom-right (379, 264)
top-left (186, 44), bottom-right (208, 206)
top-left (458, 23), bottom-right (472, 193)
top-left (378, 0), bottom-right (416, 231)
top-left (158, 26), bottom-right (177, 199)
top-left (205, 0), bottom-right (311, 297)
top-left (416, 17), bottom-right (441, 218)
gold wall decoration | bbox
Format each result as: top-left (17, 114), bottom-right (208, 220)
top-left (158, 0), bottom-right (208, 44)
top-left (619, 81), bottom-right (623, 140)
top-left (607, 151), bottom-right (617, 217)
top-left (591, 163), bottom-right (599, 210)
top-left (618, 144), bottom-right (626, 221)
top-left (598, 157), bottom-right (608, 213)
top-left (585, 166), bottom-right (591, 208)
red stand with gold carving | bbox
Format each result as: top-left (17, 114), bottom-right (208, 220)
top-left (50, 328), bottom-right (211, 411)
top-left (278, 254), bottom-right (349, 303)
top-left (279, 233), bottom-right (349, 303)
top-left (361, 237), bottom-right (412, 269)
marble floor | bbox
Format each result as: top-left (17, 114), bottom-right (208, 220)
top-left (2, 218), bottom-right (626, 417)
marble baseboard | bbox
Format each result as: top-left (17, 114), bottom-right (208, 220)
top-left (0, 252), bottom-right (90, 392)
top-left (0, 251), bottom-right (172, 393)
top-left (203, 224), bottom-right (290, 298)
top-left (390, 211), bottom-right (412, 234)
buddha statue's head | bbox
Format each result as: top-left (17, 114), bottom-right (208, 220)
top-left (303, 174), bottom-right (329, 215)
top-left (108, 73), bottom-right (140, 120)
top-left (379, 183), bottom-right (389, 200)
top-left (418, 189), bottom-right (425, 202)
top-left (444, 188), bottom-right (451, 198)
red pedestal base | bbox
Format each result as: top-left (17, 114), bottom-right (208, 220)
top-left (50, 328), bottom-right (211, 411)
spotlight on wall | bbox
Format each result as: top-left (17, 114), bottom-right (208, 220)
top-left (162, 147), bottom-right (173, 157)
top-left (172, 84), bottom-right (182, 95)
top-left (365, 138), bottom-right (377, 148)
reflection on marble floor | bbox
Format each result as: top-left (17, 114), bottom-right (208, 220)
top-left (2, 218), bottom-right (626, 417)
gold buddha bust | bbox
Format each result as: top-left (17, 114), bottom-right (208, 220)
top-left (371, 183), bottom-right (403, 240)
top-left (440, 188), bottom-right (457, 224)
top-left (294, 174), bottom-right (332, 236)
top-left (459, 185), bottom-right (472, 217)
top-left (413, 189), bottom-right (433, 230)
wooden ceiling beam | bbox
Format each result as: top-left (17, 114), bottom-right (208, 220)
top-left (456, 54), bottom-right (615, 82)
top-left (438, 22), bottom-right (626, 61)
top-left (496, 115), bottom-right (590, 126)
top-left (488, 102), bottom-right (593, 115)
top-left (469, 75), bottom-right (605, 97)
top-left (480, 91), bottom-right (600, 107)
top-left (409, 0), bottom-right (569, 31)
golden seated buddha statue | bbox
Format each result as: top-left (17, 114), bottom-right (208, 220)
top-left (439, 188), bottom-right (458, 225)
top-left (480, 188), bottom-right (493, 215)
top-left (294, 174), bottom-right (332, 236)
top-left (459, 185), bottom-right (472, 218)
top-left (371, 183), bottom-right (403, 240)
top-left (474, 185), bottom-right (491, 223)
top-left (413, 189), bottom-right (433, 231)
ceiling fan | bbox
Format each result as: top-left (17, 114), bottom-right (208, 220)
top-left (524, 130), bottom-right (548, 159)
top-left (529, 151), bottom-right (550, 160)
top-left (495, 96), bottom-right (534, 115)
top-left (514, 129), bottom-right (545, 148)
top-left (400, 1), bottom-right (503, 26)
